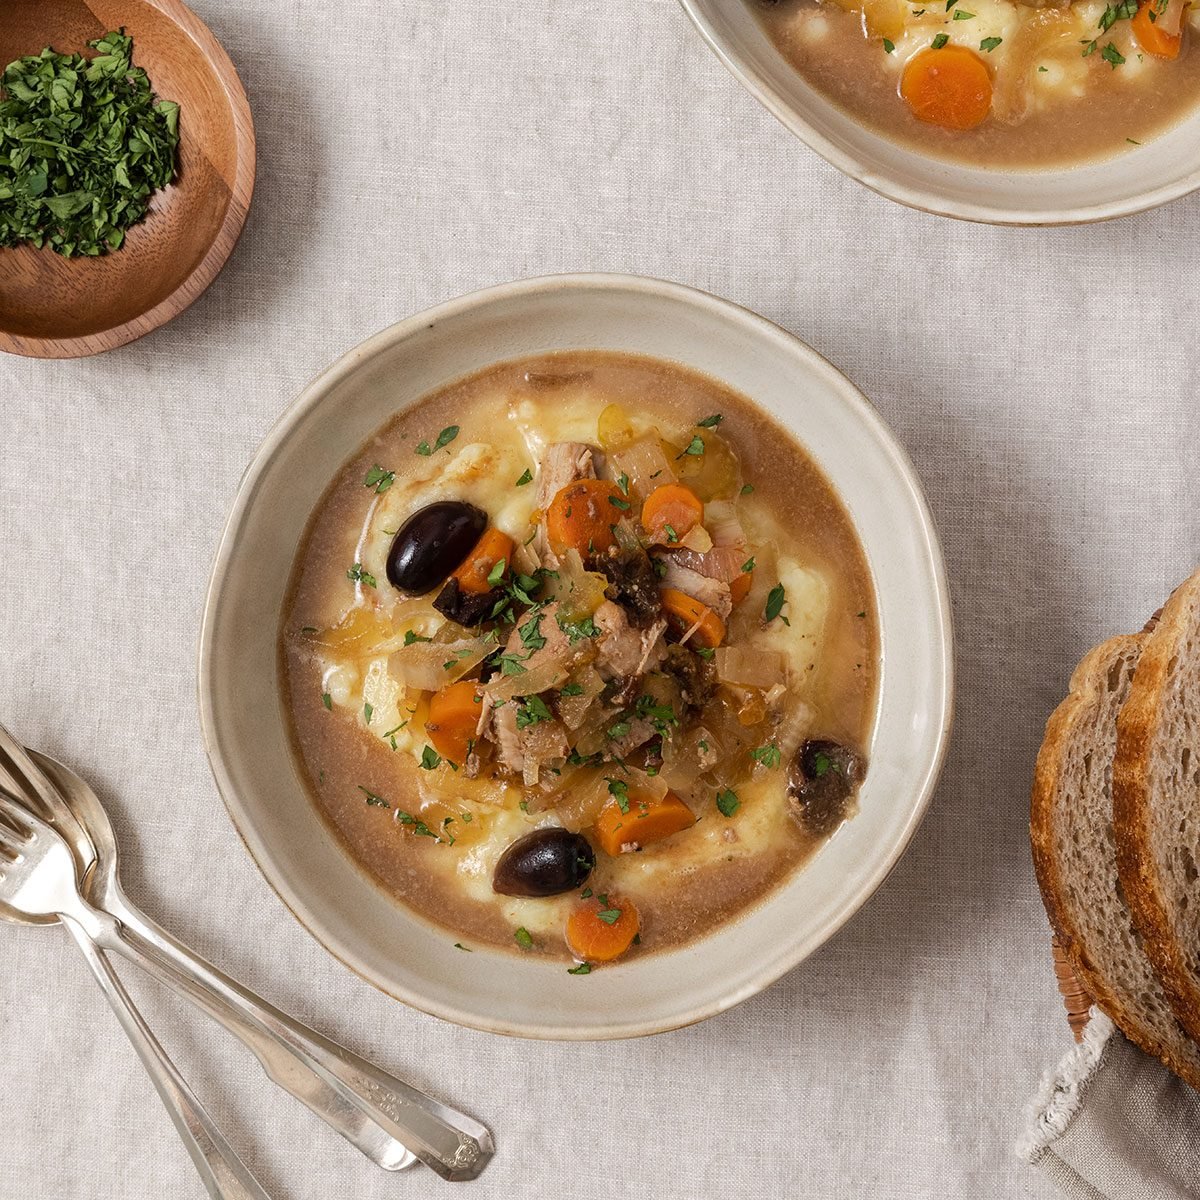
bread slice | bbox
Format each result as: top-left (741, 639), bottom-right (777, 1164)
top-left (1033, 630), bottom-right (1200, 1088)
top-left (1114, 570), bottom-right (1200, 1048)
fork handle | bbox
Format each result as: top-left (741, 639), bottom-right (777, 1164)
top-left (92, 896), bottom-right (492, 1182)
top-left (61, 916), bottom-right (272, 1200)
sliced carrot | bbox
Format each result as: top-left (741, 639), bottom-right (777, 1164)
top-left (641, 483), bottom-right (704, 542)
top-left (1132, 0), bottom-right (1183, 58)
top-left (900, 46), bottom-right (992, 131)
top-left (425, 680), bottom-right (481, 764)
top-left (729, 569), bottom-right (753, 605)
top-left (546, 479), bottom-right (625, 558)
top-left (594, 790), bottom-right (696, 856)
top-left (660, 587), bottom-right (725, 648)
top-left (566, 895), bottom-right (640, 963)
top-left (451, 526), bottom-right (514, 595)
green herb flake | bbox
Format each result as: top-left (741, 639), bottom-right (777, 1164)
top-left (417, 425), bottom-right (460, 455)
top-left (740, 483), bottom-right (755, 495)
top-left (486, 557), bottom-right (507, 587)
top-left (358, 786), bottom-right (390, 808)
top-left (567, 962), bottom-right (593, 975)
top-left (363, 464), bottom-right (395, 494)
top-left (606, 777), bottom-right (631, 813)
top-left (0, 32), bottom-right (181, 258)
top-left (932, 32), bottom-right (950, 47)
top-left (403, 629), bottom-right (431, 645)
top-left (420, 745), bottom-right (442, 770)
top-left (514, 927), bottom-right (534, 950)
top-left (1100, 41), bottom-right (1126, 65)
top-left (765, 583), bottom-right (789, 626)
top-left (680, 436), bottom-right (706, 458)
top-left (696, 414), bottom-right (723, 428)
top-left (515, 468), bottom-right (534, 487)
top-left (363, 702), bottom-right (373, 724)
top-left (751, 744), bottom-right (782, 769)
top-left (596, 907), bottom-right (622, 925)
top-left (454, 942), bottom-right (472, 951)
top-left (883, 38), bottom-right (896, 52)
top-left (617, 472), bottom-right (631, 496)
top-left (559, 682), bottom-right (584, 697)
top-left (347, 562), bottom-right (377, 588)
top-left (979, 35), bottom-right (1003, 50)
top-left (716, 788), bottom-right (740, 818)
top-left (952, 9), bottom-right (975, 18)
top-left (322, 692), bottom-right (332, 710)
top-left (515, 693), bottom-right (553, 730)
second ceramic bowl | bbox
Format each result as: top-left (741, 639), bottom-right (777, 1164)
top-left (199, 274), bottom-right (953, 1039)
top-left (679, 0), bottom-right (1200, 225)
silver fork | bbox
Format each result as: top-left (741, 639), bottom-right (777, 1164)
top-left (0, 793), bottom-right (272, 1200)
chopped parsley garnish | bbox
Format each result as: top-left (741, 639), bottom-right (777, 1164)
top-left (617, 472), bottom-right (631, 496)
top-left (608, 494), bottom-right (631, 511)
top-left (932, 33), bottom-right (950, 47)
top-left (765, 583), bottom-right (789, 625)
top-left (499, 652), bottom-right (529, 677)
top-left (607, 720), bottom-right (632, 740)
top-left (515, 694), bottom-right (553, 729)
top-left (322, 692), bottom-right (332, 710)
top-left (347, 562), bottom-right (376, 587)
top-left (696, 414), bottom-right (723, 428)
top-left (695, 646), bottom-right (716, 660)
top-left (486, 557), bottom-right (507, 587)
top-left (419, 745), bottom-right (442, 770)
top-left (740, 483), bottom-right (754, 495)
top-left (515, 468), bottom-right (533, 487)
top-left (716, 788), bottom-right (740, 818)
top-left (812, 751), bottom-right (834, 777)
top-left (358, 786), bottom-right (390, 808)
top-left (680, 435), bottom-right (705, 458)
top-left (363, 464), bottom-right (395, 494)
top-left (363, 703), bottom-right (373, 724)
top-left (559, 682), bottom-right (584, 697)
top-left (596, 906), bottom-right (622, 925)
top-left (0, 32), bottom-right (181, 258)
top-left (567, 962), bottom-right (592, 975)
top-left (557, 614), bottom-right (599, 643)
top-left (454, 942), bottom-right (472, 951)
top-left (606, 778), bottom-right (631, 813)
top-left (952, 9), bottom-right (975, 18)
top-left (514, 927), bottom-right (534, 950)
top-left (380, 721), bottom-right (406, 748)
top-left (518, 614), bottom-right (546, 650)
top-left (751, 744), bottom-right (782, 769)
top-left (883, 38), bottom-right (896, 52)
top-left (663, 523), bottom-right (679, 544)
top-left (742, 556), bottom-right (756, 573)
top-left (1100, 41), bottom-right (1126, 65)
top-left (396, 810), bottom-right (440, 838)
top-left (403, 629), bottom-right (431, 645)
top-left (416, 425), bottom-right (460, 456)
top-left (979, 35), bottom-right (1002, 50)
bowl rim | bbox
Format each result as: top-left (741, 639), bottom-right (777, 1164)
top-left (677, 0), bottom-right (1200, 227)
top-left (197, 272), bottom-right (956, 1039)
top-left (0, 0), bottom-right (256, 360)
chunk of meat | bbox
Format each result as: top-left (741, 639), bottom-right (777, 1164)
top-left (660, 643), bottom-right (717, 716)
top-left (485, 602), bottom-right (587, 701)
top-left (593, 601), bottom-right (666, 679)
top-left (534, 443), bottom-right (597, 567)
top-left (519, 717), bottom-right (570, 787)
top-left (596, 543), bottom-right (663, 622)
top-left (491, 701), bottom-right (524, 774)
top-left (659, 556), bottom-right (733, 620)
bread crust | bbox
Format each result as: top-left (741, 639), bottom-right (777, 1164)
top-left (1030, 632), bottom-right (1200, 1087)
top-left (1114, 573), bottom-right (1200, 1046)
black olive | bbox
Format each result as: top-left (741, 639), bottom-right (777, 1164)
top-left (386, 501), bottom-right (488, 594)
top-left (787, 739), bottom-right (865, 838)
top-left (492, 828), bottom-right (595, 897)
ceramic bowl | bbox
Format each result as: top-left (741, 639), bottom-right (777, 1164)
top-left (679, 0), bottom-right (1200, 225)
top-left (199, 274), bottom-right (953, 1040)
top-left (0, 0), bottom-right (254, 358)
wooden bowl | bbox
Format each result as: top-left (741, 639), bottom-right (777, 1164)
top-left (0, 0), bottom-right (255, 358)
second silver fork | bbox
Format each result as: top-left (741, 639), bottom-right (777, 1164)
top-left (0, 792), bottom-right (273, 1200)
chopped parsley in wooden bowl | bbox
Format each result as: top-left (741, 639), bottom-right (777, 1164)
top-left (0, 0), bottom-right (255, 359)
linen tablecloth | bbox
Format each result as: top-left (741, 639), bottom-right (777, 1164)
top-left (3, 2), bottom-right (1199, 1196)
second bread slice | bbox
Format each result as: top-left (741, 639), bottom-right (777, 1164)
top-left (1033, 630), bottom-right (1200, 1087)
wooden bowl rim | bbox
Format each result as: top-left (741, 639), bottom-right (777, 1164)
top-left (0, 0), bottom-right (256, 360)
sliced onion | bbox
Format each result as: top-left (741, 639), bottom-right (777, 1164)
top-left (610, 437), bottom-right (677, 498)
top-left (389, 636), bottom-right (491, 691)
top-left (715, 646), bottom-right (787, 689)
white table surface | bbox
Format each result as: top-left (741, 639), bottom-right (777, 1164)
top-left (3, 2), bottom-right (1198, 1196)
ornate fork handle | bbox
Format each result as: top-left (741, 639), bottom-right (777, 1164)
top-left (62, 917), bottom-right (272, 1200)
top-left (88, 899), bottom-right (493, 1182)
